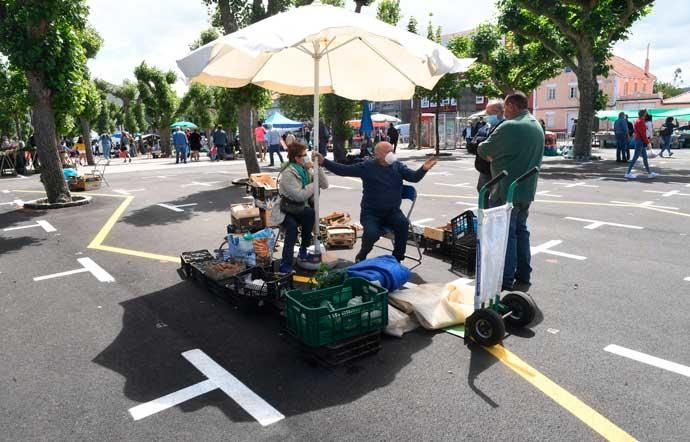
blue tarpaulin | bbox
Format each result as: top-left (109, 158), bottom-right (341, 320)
top-left (360, 100), bottom-right (374, 135)
top-left (264, 112), bottom-right (304, 128)
top-left (347, 255), bottom-right (411, 292)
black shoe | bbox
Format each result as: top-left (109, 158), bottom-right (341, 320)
top-left (512, 280), bottom-right (532, 292)
top-left (669, 152), bottom-right (674, 157)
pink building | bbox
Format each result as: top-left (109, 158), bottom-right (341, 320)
top-left (533, 55), bottom-right (659, 134)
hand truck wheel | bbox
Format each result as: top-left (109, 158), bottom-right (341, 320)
top-left (501, 291), bottom-right (536, 328)
top-left (467, 308), bottom-right (505, 346)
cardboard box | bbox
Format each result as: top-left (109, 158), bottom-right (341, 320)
top-left (423, 225), bottom-right (450, 242)
top-left (249, 173), bottom-right (278, 188)
top-left (230, 203), bottom-right (262, 230)
top-left (325, 226), bottom-right (357, 249)
top-left (259, 208), bottom-right (279, 227)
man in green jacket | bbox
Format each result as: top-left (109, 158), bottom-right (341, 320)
top-left (478, 92), bottom-right (544, 292)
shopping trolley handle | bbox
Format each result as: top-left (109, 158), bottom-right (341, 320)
top-left (507, 166), bottom-right (540, 203)
top-left (478, 170), bottom-right (508, 209)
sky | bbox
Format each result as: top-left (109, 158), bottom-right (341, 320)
top-left (86, 0), bottom-right (689, 96)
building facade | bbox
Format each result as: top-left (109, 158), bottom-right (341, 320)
top-left (533, 55), bottom-right (658, 134)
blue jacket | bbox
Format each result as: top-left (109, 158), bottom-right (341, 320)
top-left (614, 118), bottom-right (629, 138)
top-left (172, 131), bottom-right (188, 147)
top-left (323, 158), bottom-right (427, 211)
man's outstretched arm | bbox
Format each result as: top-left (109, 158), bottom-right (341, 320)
top-left (314, 153), bottom-right (365, 178)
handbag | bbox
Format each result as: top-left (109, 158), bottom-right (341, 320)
top-left (279, 194), bottom-right (305, 216)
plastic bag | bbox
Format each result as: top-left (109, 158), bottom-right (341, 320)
top-left (477, 205), bottom-right (511, 304)
top-left (384, 305), bottom-right (419, 337)
top-left (226, 234), bottom-right (256, 266)
top-left (389, 279), bottom-right (474, 330)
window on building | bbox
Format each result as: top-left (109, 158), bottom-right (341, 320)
top-left (547, 87), bottom-right (556, 100)
top-left (421, 98), bottom-right (430, 108)
top-left (634, 83), bottom-right (638, 92)
top-left (569, 86), bottom-right (578, 99)
top-left (546, 113), bottom-right (555, 129)
top-left (564, 67), bottom-right (572, 73)
top-left (441, 98), bottom-right (450, 106)
top-left (450, 98), bottom-right (457, 106)
top-left (624, 83), bottom-right (629, 96)
top-left (475, 96), bottom-right (485, 104)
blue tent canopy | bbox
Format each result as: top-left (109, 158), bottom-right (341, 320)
top-left (264, 112), bottom-right (304, 128)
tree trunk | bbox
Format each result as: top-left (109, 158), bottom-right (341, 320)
top-left (333, 131), bottom-right (347, 163)
top-left (409, 98), bottom-right (419, 149)
top-left (26, 72), bottom-right (71, 203)
top-left (160, 126), bottom-right (171, 156)
top-left (79, 116), bottom-right (95, 166)
top-left (14, 117), bottom-right (23, 141)
top-left (239, 102), bottom-right (260, 176)
top-left (574, 66), bottom-right (598, 159)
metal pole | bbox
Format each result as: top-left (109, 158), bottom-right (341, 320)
top-left (312, 41), bottom-right (322, 259)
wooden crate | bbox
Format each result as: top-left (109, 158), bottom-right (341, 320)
top-left (325, 226), bottom-right (357, 249)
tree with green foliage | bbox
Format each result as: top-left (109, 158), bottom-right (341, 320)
top-left (0, 0), bottom-right (97, 203)
top-left (654, 81), bottom-right (683, 99)
top-left (110, 80), bottom-right (139, 133)
top-left (278, 95), bottom-right (316, 121)
top-left (353, 0), bottom-right (374, 13)
top-left (376, 0), bottom-right (400, 25)
top-left (177, 83), bottom-right (215, 133)
top-left (76, 80), bottom-right (102, 165)
top-left (190, 27), bottom-right (221, 50)
top-left (447, 23), bottom-right (562, 98)
top-left (134, 62), bottom-right (178, 156)
top-left (0, 61), bottom-right (30, 141)
top-left (498, 0), bottom-right (654, 158)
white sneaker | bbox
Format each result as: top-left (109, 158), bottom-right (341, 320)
top-left (648, 172), bottom-right (658, 178)
top-left (624, 173), bottom-right (637, 179)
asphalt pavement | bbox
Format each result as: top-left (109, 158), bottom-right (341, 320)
top-left (1, 146), bottom-right (689, 441)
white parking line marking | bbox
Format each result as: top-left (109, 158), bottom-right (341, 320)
top-left (435, 182), bottom-right (472, 188)
top-left (157, 203), bottom-right (198, 213)
top-left (3, 220), bottom-right (56, 233)
top-left (553, 182), bottom-right (599, 188)
top-left (455, 201), bottom-right (478, 211)
top-left (128, 349), bottom-right (284, 426)
top-left (643, 190), bottom-right (690, 198)
top-left (1, 190), bottom-right (9, 193)
top-left (0, 199), bottom-right (25, 207)
top-left (34, 258), bottom-right (114, 283)
top-left (531, 240), bottom-right (586, 260)
top-left (536, 190), bottom-right (562, 198)
top-left (428, 171), bottom-right (451, 176)
top-left (684, 277), bottom-right (690, 282)
top-left (611, 200), bottom-right (679, 210)
top-left (564, 217), bottom-right (643, 231)
top-left (412, 218), bottom-right (434, 226)
top-left (129, 379), bottom-right (217, 421)
top-left (181, 181), bottom-right (221, 187)
top-left (114, 188), bottom-right (146, 195)
top-left (604, 344), bottom-right (690, 378)
top-left (144, 175), bottom-right (168, 179)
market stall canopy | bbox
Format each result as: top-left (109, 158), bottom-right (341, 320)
top-left (360, 100), bottom-right (374, 134)
top-left (176, 2), bottom-right (475, 101)
top-left (348, 119), bottom-right (390, 129)
top-left (170, 121), bottom-right (198, 129)
top-left (654, 107), bottom-right (690, 120)
top-left (264, 112), bottom-right (304, 128)
top-left (596, 108), bottom-right (683, 121)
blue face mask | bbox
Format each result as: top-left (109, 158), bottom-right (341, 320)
top-left (486, 114), bottom-right (503, 126)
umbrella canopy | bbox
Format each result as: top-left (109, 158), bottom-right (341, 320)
top-left (654, 107), bottom-right (690, 120)
top-left (370, 113), bottom-right (401, 123)
top-left (264, 112), bottom-right (304, 128)
top-left (360, 100), bottom-right (374, 134)
top-left (170, 121), bottom-right (198, 129)
top-left (596, 108), bottom-right (677, 121)
top-left (177, 2), bottom-right (474, 101)
top-left (176, 0), bottom-right (474, 262)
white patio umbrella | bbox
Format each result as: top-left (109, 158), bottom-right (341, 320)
top-left (177, 0), bottom-right (474, 265)
top-left (370, 113), bottom-right (401, 124)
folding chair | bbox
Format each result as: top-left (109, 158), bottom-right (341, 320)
top-left (90, 158), bottom-right (110, 187)
top-left (373, 184), bottom-right (423, 270)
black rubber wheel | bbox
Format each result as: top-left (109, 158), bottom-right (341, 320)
top-left (501, 291), bottom-right (536, 328)
top-left (467, 308), bottom-right (505, 346)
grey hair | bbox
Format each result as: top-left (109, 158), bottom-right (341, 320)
top-left (486, 99), bottom-right (504, 110)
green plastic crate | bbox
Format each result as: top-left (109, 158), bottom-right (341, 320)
top-left (285, 277), bottom-right (388, 347)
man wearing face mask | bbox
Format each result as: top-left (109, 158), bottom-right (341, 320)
top-left (314, 142), bottom-right (437, 263)
top-left (471, 100), bottom-right (506, 190)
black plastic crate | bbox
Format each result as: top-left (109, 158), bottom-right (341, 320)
top-left (451, 242), bottom-right (476, 276)
top-left (180, 250), bottom-right (214, 279)
top-left (299, 331), bottom-right (382, 367)
top-left (230, 266), bottom-right (294, 301)
top-left (449, 210), bottom-right (476, 245)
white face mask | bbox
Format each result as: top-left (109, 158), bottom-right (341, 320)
top-left (303, 153), bottom-right (311, 164)
top-left (384, 152), bottom-right (397, 165)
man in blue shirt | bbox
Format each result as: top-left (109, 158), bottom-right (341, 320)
top-left (314, 142), bottom-right (437, 263)
top-left (173, 127), bottom-right (188, 164)
top-left (99, 133), bottom-right (112, 164)
top-left (614, 112), bottom-right (630, 162)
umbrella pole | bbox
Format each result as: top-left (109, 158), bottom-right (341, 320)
top-left (312, 43), bottom-right (322, 261)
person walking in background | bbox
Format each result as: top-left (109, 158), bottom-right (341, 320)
top-left (254, 121), bottom-right (267, 162)
top-left (625, 109), bottom-right (657, 180)
top-left (99, 132), bottom-right (112, 164)
top-left (189, 128), bottom-right (202, 162)
top-left (128, 133), bottom-right (138, 160)
top-left (120, 132), bottom-right (132, 163)
top-left (614, 112), bottom-right (630, 162)
top-left (304, 126), bottom-right (312, 150)
top-left (173, 127), bottom-right (189, 164)
top-left (212, 125), bottom-right (228, 160)
top-left (478, 92), bottom-right (544, 292)
top-left (266, 124), bottom-right (286, 167)
top-left (659, 116), bottom-right (677, 158)
top-left (285, 131), bottom-right (296, 146)
top-left (318, 118), bottom-right (330, 157)
top-left (74, 136), bottom-right (86, 165)
top-left (463, 122), bottom-right (473, 147)
top-left (387, 122), bottom-right (399, 153)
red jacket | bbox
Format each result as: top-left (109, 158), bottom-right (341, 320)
top-left (633, 118), bottom-right (649, 145)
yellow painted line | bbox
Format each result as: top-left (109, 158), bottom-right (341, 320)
top-left (485, 345), bottom-right (636, 442)
top-left (87, 196), bottom-right (134, 248)
top-left (91, 244), bottom-right (178, 263)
